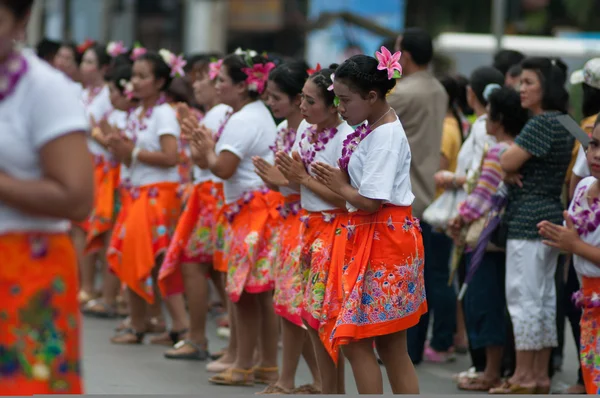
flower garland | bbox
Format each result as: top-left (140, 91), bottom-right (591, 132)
top-left (269, 127), bottom-right (296, 155)
top-left (82, 85), bottom-right (103, 107)
top-left (298, 125), bottom-right (338, 169)
top-left (572, 289), bottom-right (600, 309)
top-left (569, 185), bottom-right (600, 238)
top-left (338, 123), bottom-right (373, 172)
top-left (214, 110), bottom-right (234, 142)
top-left (224, 187), bottom-right (270, 223)
top-left (125, 94), bottom-right (167, 143)
top-left (0, 52), bottom-right (28, 102)
top-left (276, 200), bottom-right (302, 219)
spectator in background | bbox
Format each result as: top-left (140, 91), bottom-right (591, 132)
top-left (493, 49), bottom-right (525, 78)
top-left (54, 42), bottom-right (83, 83)
top-left (387, 27), bottom-right (449, 364)
top-left (455, 74), bottom-right (475, 136)
top-left (36, 37), bottom-right (60, 64)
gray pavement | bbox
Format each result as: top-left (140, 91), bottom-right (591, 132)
top-left (82, 314), bottom-right (580, 394)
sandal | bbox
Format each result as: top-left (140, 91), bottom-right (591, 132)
top-left (110, 328), bottom-right (145, 345)
top-left (489, 381), bottom-right (536, 394)
top-left (457, 376), bottom-right (501, 391)
top-left (77, 290), bottom-right (96, 306)
top-left (209, 368), bottom-right (254, 386)
top-left (453, 367), bottom-right (481, 383)
top-left (115, 317), bottom-right (131, 332)
top-left (83, 299), bottom-right (118, 318)
top-left (292, 384), bottom-right (321, 394)
top-left (253, 366), bottom-right (279, 385)
top-left (206, 359), bottom-right (232, 373)
top-left (256, 384), bottom-right (291, 395)
top-left (535, 385), bottom-right (551, 394)
top-left (210, 349), bottom-right (226, 361)
top-left (164, 340), bottom-right (209, 361)
top-left (150, 329), bottom-right (189, 346)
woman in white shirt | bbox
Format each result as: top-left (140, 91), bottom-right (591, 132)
top-left (0, 1), bottom-right (93, 394)
top-left (192, 50), bottom-right (281, 386)
top-left (276, 65), bottom-right (354, 394)
top-left (252, 61), bottom-right (321, 394)
top-left (106, 50), bottom-right (186, 345)
top-left (538, 118), bottom-right (600, 394)
top-left (312, 51), bottom-right (426, 394)
top-left (74, 43), bottom-right (117, 307)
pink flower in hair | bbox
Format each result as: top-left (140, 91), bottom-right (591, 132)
top-left (131, 46), bottom-right (147, 61)
top-left (159, 49), bottom-right (187, 78)
top-left (107, 41), bottom-right (128, 57)
top-left (209, 59), bottom-right (223, 81)
top-left (375, 46), bottom-right (402, 80)
top-left (242, 62), bottom-right (276, 94)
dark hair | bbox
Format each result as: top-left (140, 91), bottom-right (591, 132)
top-left (334, 55), bottom-right (396, 100)
top-left (488, 86), bottom-right (529, 137)
top-left (582, 83), bottom-right (600, 118)
top-left (493, 49), bottom-right (525, 76)
top-left (136, 52), bottom-right (173, 91)
top-left (454, 74), bottom-right (473, 116)
top-left (521, 57), bottom-right (569, 113)
top-left (36, 38), bottom-right (60, 62)
top-left (439, 75), bottom-right (464, 138)
top-left (268, 60), bottom-right (309, 99)
top-left (399, 28), bottom-right (433, 66)
top-left (107, 64), bottom-right (132, 95)
top-left (166, 77), bottom-right (194, 105)
top-left (1, 0), bottom-right (33, 18)
top-left (507, 64), bottom-right (522, 79)
top-left (380, 37), bottom-right (398, 53)
top-left (60, 42), bottom-right (83, 65)
top-left (185, 52), bottom-right (222, 74)
top-left (308, 64), bottom-right (338, 107)
top-left (86, 43), bottom-right (111, 68)
top-left (222, 53), bottom-right (272, 100)
top-left (469, 66), bottom-right (505, 106)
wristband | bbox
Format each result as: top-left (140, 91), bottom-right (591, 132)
top-left (131, 147), bottom-right (141, 164)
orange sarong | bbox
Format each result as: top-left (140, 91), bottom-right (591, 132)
top-left (0, 233), bottom-right (83, 395)
top-left (578, 276), bottom-right (600, 394)
top-left (273, 195), bottom-right (306, 327)
top-left (158, 181), bottom-right (224, 297)
top-left (300, 209), bottom-right (349, 351)
top-left (328, 205), bottom-right (427, 363)
top-left (223, 189), bottom-right (282, 303)
top-left (107, 182), bottom-right (182, 304)
top-left (85, 155), bottom-right (120, 254)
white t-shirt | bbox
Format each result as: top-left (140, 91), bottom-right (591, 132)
top-left (293, 120), bottom-right (354, 212)
top-left (455, 114), bottom-right (495, 179)
top-left (0, 50), bottom-right (89, 234)
top-left (216, 101), bottom-right (277, 204)
top-left (347, 119), bottom-right (414, 212)
top-left (194, 103), bottom-right (232, 184)
top-left (568, 177), bottom-right (600, 278)
top-left (82, 85), bottom-right (113, 158)
top-left (573, 146), bottom-right (590, 178)
top-left (108, 110), bottom-right (131, 184)
top-left (129, 103), bottom-right (181, 187)
top-left (276, 119), bottom-right (301, 198)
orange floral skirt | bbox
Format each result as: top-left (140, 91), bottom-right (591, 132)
top-left (328, 205), bottom-right (427, 363)
top-left (85, 156), bottom-right (121, 254)
top-left (578, 276), bottom-right (600, 394)
top-left (0, 233), bottom-right (83, 395)
top-left (223, 189), bottom-right (282, 303)
top-left (273, 195), bottom-right (306, 327)
top-left (300, 209), bottom-right (349, 350)
top-left (107, 182), bottom-right (182, 304)
top-left (158, 181), bottom-right (224, 297)
top-left (212, 185), bottom-right (228, 273)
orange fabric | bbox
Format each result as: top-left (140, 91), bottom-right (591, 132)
top-left (107, 182), bottom-right (182, 304)
top-left (0, 233), bottom-right (83, 395)
top-left (299, 209), bottom-right (348, 342)
top-left (158, 181), bottom-right (224, 297)
top-left (327, 206), bottom-right (427, 363)
top-left (85, 156), bottom-right (120, 254)
top-left (212, 184), bottom-right (227, 273)
top-left (273, 194), bottom-right (306, 327)
top-left (223, 190), bottom-right (282, 303)
top-left (580, 276), bottom-right (600, 395)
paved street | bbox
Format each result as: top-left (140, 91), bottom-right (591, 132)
top-left (82, 314), bottom-right (580, 394)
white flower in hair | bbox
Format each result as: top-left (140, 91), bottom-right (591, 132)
top-left (248, 82), bottom-right (258, 91)
top-left (234, 47), bottom-right (245, 56)
top-left (159, 49), bottom-right (175, 65)
top-left (248, 50), bottom-right (258, 58)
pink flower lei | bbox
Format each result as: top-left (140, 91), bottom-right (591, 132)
top-left (125, 94), bottom-right (167, 142)
top-left (214, 110), bottom-right (234, 142)
top-left (83, 85), bottom-right (103, 107)
top-left (269, 127), bottom-right (297, 155)
top-left (298, 125), bottom-right (338, 170)
top-left (338, 123), bottom-right (373, 172)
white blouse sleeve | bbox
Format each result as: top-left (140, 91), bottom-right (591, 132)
top-left (573, 145), bottom-right (590, 178)
top-left (154, 105), bottom-right (180, 138)
top-left (216, 115), bottom-right (257, 160)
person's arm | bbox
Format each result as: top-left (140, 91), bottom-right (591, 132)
top-left (205, 150), bottom-right (241, 180)
top-left (0, 132), bottom-right (94, 221)
top-left (135, 134), bottom-right (179, 168)
top-left (501, 117), bottom-right (550, 173)
top-left (302, 174), bottom-right (349, 210)
top-left (500, 144), bottom-right (532, 173)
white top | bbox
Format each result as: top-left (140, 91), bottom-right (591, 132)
top-left (573, 145), bottom-right (590, 178)
top-left (0, 50), bottom-right (89, 234)
top-left (293, 120), bottom-right (355, 212)
top-left (347, 119), bottom-right (414, 212)
top-left (82, 85), bottom-right (113, 158)
top-left (455, 114), bottom-right (495, 179)
top-left (568, 177), bottom-right (600, 278)
top-left (194, 103), bottom-right (232, 184)
top-left (276, 120), bottom-right (301, 198)
top-left (108, 110), bottom-right (131, 184)
top-left (129, 103), bottom-right (181, 187)
top-left (216, 101), bottom-right (277, 204)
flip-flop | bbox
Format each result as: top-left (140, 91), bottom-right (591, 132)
top-left (255, 384), bottom-right (291, 395)
top-left (457, 376), bottom-right (501, 391)
top-left (489, 381), bottom-right (536, 394)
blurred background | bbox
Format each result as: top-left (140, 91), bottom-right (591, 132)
top-left (26, 0), bottom-right (600, 78)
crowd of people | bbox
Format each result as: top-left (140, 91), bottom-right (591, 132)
top-left (1, 0), bottom-right (600, 396)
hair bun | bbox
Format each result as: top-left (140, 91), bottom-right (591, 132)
top-left (329, 63), bottom-right (339, 70)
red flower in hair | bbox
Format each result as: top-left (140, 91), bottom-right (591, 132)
top-left (77, 39), bottom-right (95, 54)
top-left (308, 63), bottom-right (322, 75)
top-left (242, 62), bottom-right (276, 94)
